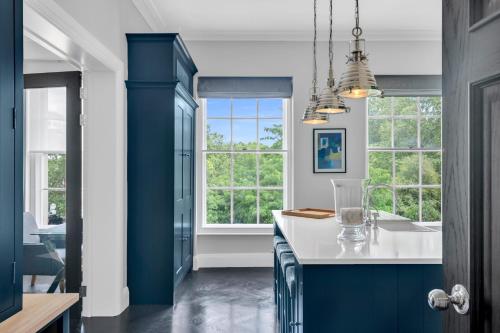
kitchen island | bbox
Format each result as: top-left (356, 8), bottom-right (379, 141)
top-left (273, 210), bottom-right (442, 333)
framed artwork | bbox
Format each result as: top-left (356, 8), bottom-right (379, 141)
top-left (313, 128), bottom-right (346, 173)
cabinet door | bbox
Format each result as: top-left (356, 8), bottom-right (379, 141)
top-left (174, 102), bottom-right (183, 276)
top-left (181, 106), bottom-right (194, 266)
top-left (0, 0), bottom-right (16, 319)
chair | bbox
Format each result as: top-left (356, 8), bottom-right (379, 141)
top-left (23, 243), bottom-right (65, 293)
top-left (23, 212), bottom-right (40, 244)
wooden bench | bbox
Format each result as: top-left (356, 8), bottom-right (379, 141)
top-left (0, 294), bottom-right (79, 333)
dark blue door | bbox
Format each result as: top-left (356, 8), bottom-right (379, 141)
top-left (0, 0), bottom-right (16, 318)
top-left (182, 105), bottom-right (194, 268)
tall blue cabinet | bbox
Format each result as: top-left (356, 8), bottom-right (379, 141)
top-left (0, 0), bottom-right (23, 323)
top-left (126, 34), bottom-right (198, 305)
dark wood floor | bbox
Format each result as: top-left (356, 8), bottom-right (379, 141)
top-left (82, 268), bottom-right (276, 333)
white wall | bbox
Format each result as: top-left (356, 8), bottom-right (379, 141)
top-left (27, 0), bottom-right (151, 317)
top-left (187, 40), bottom-right (442, 266)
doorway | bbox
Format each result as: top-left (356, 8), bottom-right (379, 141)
top-left (23, 72), bottom-right (82, 329)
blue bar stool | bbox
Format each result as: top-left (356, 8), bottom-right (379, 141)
top-left (273, 236), bottom-right (288, 305)
top-left (285, 266), bottom-right (297, 333)
top-left (280, 253), bottom-right (295, 333)
top-left (275, 243), bottom-right (293, 316)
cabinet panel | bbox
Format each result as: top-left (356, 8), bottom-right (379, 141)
top-left (182, 106), bottom-right (194, 268)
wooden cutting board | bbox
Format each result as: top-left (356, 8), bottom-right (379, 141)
top-left (281, 208), bottom-right (336, 219)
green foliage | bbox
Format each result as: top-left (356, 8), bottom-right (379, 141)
top-left (368, 96), bottom-right (442, 222)
top-left (205, 101), bottom-right (285, 224)
top-left (47, 154), bottom-right (66, 219)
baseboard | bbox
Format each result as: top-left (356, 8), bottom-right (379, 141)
top-left (194, 252), bottom-right (273, 269)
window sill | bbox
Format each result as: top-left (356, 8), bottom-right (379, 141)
top-left (197, 224), bottom-right (274, 236)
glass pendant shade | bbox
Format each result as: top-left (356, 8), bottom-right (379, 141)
top-left (338, 40), bottom-right (381, 99)
top-left (302, 93), bottom-right (328, 124)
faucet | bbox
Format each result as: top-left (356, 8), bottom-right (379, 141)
top-left (362, 180), bottom-right (393, 228)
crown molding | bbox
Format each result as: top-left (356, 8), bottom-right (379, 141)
top-left (132, 0), bottom-right (165, 32)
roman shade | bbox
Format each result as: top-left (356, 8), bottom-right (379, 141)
top-left (375, 75), bottom-right (442, 96)
top-left (197, 76), bottom-right (293, 98)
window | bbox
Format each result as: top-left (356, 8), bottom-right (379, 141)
top-left (367, 96), bottom-right (442, 221)
top-left (202, 98), bottom-right (289, 225)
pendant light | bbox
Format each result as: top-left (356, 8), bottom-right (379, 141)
top-left (316, 0), bottom-right (349, 114)
top-left (337, 0), bottom-right (381, 99)
top-left (302, 0), bottom-right (328, 125)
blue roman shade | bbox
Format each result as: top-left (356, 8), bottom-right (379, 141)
top-left (197, 77), bottom-right (293, 98)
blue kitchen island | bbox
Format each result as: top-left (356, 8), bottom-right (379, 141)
top-left (273, 211), bottom-right (442, 333)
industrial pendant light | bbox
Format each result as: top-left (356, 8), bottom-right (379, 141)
top-left (302, 0), bottom-right (328, 124)
top-left (337, 0), bottom-right (381, 99)
top-left (316, 0), bottom-right (349, 114)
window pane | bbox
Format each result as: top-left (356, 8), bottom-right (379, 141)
top-left (233, 154), bottom-right (256, 186)
top-left (48, 190), bottom-right (65, 223)
top-left (422, 188), bottom-right (441, 221)
top-left (419, 97), bottom-right (441, 116)
top-left (259, 99), bottom-right (282, 118)
top-left (368, 97), bottom-right (392, 116)
top-left (233, 119), bottom-right (257, 150)
top-left (393, 97), bottom-right (418, 115)
top-left (207, 99), bottom-right (231, 118)
top-left (422, 152), bottom-right (441, 185)
top-left (394, 119), bottom-right (417, 148)
top-left (396, 188), bottom-right (419, 221)
top-left (206, 153), bottom-right (230, 187)
top-left (395, 152), bottom-right (419, 185)
top-left (206, 190), bottom-right (231, 224)
top-left (421, 117), bottom-right (441, 148)
top-left (259, 154), bottom-right (283, 186)
top-left (233, 99), bottom-right (257, 117)
top-left (368, 119), bottom-right (391, 148)
top-left (234, 190), bottom-right (257, 224)
top-left (259, 119), bottom-right (283, 150)
top-left (368, 152), bottom-right (393, 184)
top-left (369, 188), bottom-right (393, 213)
top-left (260, 190), bottom-right (283, 224)
top-left (47, 154), bottom-right (66, 188)
top-left (207, 119), bottom-right (231, 150)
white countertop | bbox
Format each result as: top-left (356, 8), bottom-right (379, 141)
top-left (273, 210), bottom-right (442, 265)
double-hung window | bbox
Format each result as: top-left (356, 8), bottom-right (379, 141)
top-left (367, 94), bottom-right (442, 221)
top-left (198, 77), bottom-right (292, 227)
top-left (202, 98), bottom-right (289, 225)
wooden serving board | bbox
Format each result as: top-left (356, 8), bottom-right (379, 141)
top-left (281, 208), bottom-right (336, 219)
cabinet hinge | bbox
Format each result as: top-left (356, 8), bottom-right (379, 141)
top-left (12, 107), bottom-right (16, 129)
top-left (79, 113), bottom-right (87, 127)
top-left (79, 87), bottom-right (87, 100)
top-left (12, 262), bottom-right (16, 284)
top-left (80, 285), bottom-right (87, 298)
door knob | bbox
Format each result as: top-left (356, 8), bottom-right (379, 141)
top-left (428, 284), bottom-right (469, 315)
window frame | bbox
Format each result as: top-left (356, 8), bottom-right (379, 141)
top-left (197, 98), bottom-right (293, 234)
top-left (367, 94), bottom-right (442, 222)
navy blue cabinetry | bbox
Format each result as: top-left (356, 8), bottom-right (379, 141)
top-left (0, 0), bottom-right (23, 323)
top-left (126, 34), bottom-right (197, 305)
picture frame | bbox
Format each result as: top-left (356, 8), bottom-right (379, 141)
top-left (313, 128), bottom-right (346, 173)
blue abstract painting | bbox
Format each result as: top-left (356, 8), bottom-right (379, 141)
top-left (313, 129), bottom-right (346, 173)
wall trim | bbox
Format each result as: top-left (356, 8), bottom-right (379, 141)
top-left (194, 253), bottom-right (273, 270)
top-left (131, 0), bottom-right (165, 32)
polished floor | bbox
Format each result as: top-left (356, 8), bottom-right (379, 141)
top-left (82, 268), bottom-right (276, 333)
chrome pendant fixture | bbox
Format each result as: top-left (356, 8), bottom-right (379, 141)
top-left (316, 0), bottom-right (349, 114)
top-left (302, 0), bottom-right (328, 124)
top-left (337, 0), bottom-right (381, 99)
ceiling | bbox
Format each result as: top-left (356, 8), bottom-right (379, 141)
top-left (134, 0), bottom-right (441, 41)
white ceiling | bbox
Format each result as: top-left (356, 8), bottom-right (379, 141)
top-left (134, 0), bottom-right (441, 41)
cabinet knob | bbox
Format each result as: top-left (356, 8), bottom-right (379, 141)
top-left (180, 153), bottom-right (191, 157)
top-left (289, 322), bottom-right (301, 327)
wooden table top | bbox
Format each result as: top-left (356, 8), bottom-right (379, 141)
top-left (0, 293), bottom-right (79, 333)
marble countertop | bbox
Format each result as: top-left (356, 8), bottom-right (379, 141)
top-left (273, 210), bottom-right (442, 265)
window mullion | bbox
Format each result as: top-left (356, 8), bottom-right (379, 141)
top-left (256, 100), bottom-right (260, 224)
top-left (230, 99), bottom-right (234, 224)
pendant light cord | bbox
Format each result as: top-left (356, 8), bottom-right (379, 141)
top-left (312, 0), bottom-right (318, 92)
top-left (353, 0), bottom-right (362, 38)
top-left (328, 0), bottom-right (334, 85)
